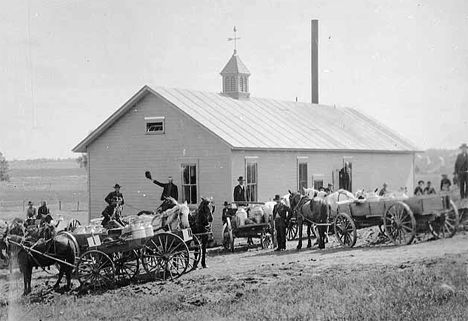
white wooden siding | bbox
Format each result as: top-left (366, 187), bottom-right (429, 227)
top-left (231, 151), bottom-right (414, 201)
top-left (87, 93), bottom-right (231, 243)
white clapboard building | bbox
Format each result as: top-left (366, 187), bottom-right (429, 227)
top-left (73, 49), bottom-right (419, 243)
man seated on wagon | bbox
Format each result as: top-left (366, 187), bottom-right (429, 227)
top-left (414, 180), bottom-right (425, 196)
top-left (101, 184), bottom-right (125, 228)
top-left (222, 201), bottom-right (237, 229)
top-left (424, 181), bottom-right (436, 195)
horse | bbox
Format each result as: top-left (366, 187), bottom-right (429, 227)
top-left (4, 233), bottom-right (78, 296)
top-left (189, 197), bottom-right (214, 269)
top-left (289, 191), bottom-right (329, 250)
top-left (151, 198), bottom-right (191, 232)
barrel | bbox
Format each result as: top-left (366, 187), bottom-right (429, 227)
top-left (131, 224), bottom-right (146, 239)
top-left (251, 206), bottom-right (264, 224)
top-left (236, 208), bottom-right (248, 227)
top-left (144, 223), bottom-right (154, 238)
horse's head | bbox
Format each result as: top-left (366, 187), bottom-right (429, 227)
top-left (199, 197), bottom-right (215, 220)
top-left (303, 187), bottom-right (318, 199)
top-left (288, 191), bottom-right (303, 212)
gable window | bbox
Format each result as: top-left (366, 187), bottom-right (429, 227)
top-left (181, 164), bottom-right (197, 204)
top-left (240, 77), bottom-right (244, 92)
top-left (297, 158), bottom-right (308, 192)
top-left (145, 117), bottom-right (165, 134)
top-left (245, 157), bottom-right (258, 202)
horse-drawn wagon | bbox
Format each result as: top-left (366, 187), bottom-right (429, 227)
top-left (288, 190), bottom-right (459, 249)
top-left (3, 199), bottom-right (211, 295)
top-left (221, 202), bottom-right (276, 252)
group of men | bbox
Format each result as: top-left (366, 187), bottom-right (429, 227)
top-left (25, 200), bottom-right (53, 224)
top-left (101, 175), bottom-right (179, 226)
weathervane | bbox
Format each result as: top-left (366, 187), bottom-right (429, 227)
top-left (228, 26), bottom-right (241, 54)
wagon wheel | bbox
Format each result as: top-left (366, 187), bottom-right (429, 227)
top-left (77, 250), bottom-right (115, 290)
top-left (187, 234), bottom-right (201, 271)
top-left (67, 219), bottom-right (81, 232)
top-left (140, 232), bottom-right (189, 281)
top-left (429, 200), bottom-right (459, 239)
top-left (334, 213), bottom-right (357, 248)
top-left (286, 219), bottom-right (298, 241)
top-left (112, 250), bottom-right (140, 284)
top-left (383, 202), bottom-right (416, 245)
top-left (222, 218), bottom-right (235, 252)
top-left (260, 230), bottom-right (272, 249)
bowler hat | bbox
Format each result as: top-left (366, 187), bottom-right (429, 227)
top-left (237, 176), bottom-right (245, 181)
top-left (460, 143), bottom-right (468, 149)
top-left (273, 194), bottom-right (281, 201)
top-left (223, 201), bottom-right (229, 206)
top-left (113, 184), bottom-right (121, 188)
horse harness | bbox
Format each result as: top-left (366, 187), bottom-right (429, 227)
top-left (292, 195), bottom-right (330, 227)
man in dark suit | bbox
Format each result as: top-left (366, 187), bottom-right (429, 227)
top-left (233, 176), bottom-right (247, 206)
top-left (102, 184), bottom-right (125, 227)
top-left (339, 162), bottom-right (351, 191)
top-left (147, 175), bottom-right (179, 201)
top-left (454, 143), bottom-right (468, 199)
top-left (273, 194), bottom-right (291, 251)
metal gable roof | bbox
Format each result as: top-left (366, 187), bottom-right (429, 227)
top-left (153, 87), bottom-right (419, 152)
top-left (72, 85), bottom-right (419, 153)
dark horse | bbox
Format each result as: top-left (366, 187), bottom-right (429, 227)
top-left (289, 191), bottom-right (329, 250)
top-left (190, 197), bottom-right (214, 269)
top-left (4, 233), bottom-right (78, 295)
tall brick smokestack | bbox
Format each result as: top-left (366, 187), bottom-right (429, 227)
top-left (311, 19), bottom-right (319, 104)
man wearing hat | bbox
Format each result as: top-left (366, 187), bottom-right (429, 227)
top-left (454, 143), bottom-right (468, 199)
top-left (233, 176), bottom-right (247, 206)
top-left (440, 174), bottom-right (451, 192)
top-left (324, 183), bottom-right (334, 194)
top-left (102, 184), bottom-right (125, 227)
top-left (273, 194), bottom-right (291, 251)
top-left (105, 184), bottom-right (125, 206)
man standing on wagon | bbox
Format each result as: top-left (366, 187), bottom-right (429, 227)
top-left (273, 195), bottom-right (291, 251)
top-left (233, 176), bottom-right (248, 206)
top-left (454, 143), bottom-right (468, 199)
top-left (146, 172), bottom-right (179, 201)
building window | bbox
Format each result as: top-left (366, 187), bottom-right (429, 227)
top-left (245, 158), bottom-right (258, 202)
top-left (230, 76), bottom-right (236, 92)
top-left (313, 180), bottom-right (324, 190)
top-left (240, 77), bottom-right (244, 92)
top-left (244, 77), bottom-right (248, 92)
top-left (145, 117), bottom-right (165, 134)
top-left (224, 77), bottom-right (230, 92)
top-left (298, 161), bottom-right (308, 191)
top-left (181, 164), bottom-right (197, 204)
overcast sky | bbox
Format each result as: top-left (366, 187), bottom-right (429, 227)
top-left (0, 0), bottom-right (467, 160)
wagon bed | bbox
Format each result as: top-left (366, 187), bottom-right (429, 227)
top-left (58, 227), bottom-right (197, 290)
top-left (333, 194), bottom-right (459, 247)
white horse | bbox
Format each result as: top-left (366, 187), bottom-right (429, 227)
top-left (149, 201), bottom-right (191, 232)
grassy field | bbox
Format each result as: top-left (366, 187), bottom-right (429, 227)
top-left (0, 159), bottom-right (87, 218)
top-left (2, 255), bottom-right (467, 321)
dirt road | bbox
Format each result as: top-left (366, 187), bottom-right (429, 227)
top-left (193, 230), bottom-right (468, 280)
